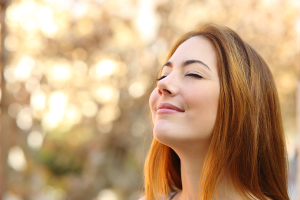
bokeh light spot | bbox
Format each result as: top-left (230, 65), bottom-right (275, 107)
top-left (135, 0), bottom-right (159, 43)
top-left (25, 77), bottom-right (40, 93)
top-left (64, 104), bottom-right (82, 125)
top-left (89, 59), bottom-right (119, 79)
top-left (42, 91), bottom-right (68, 130)
top-left (48, 64), bottom-right (72, 81)
top-left (27, 130), bottom-right (44, 149)
top-left (94, 85), bottom-right (119, 104)
top-left (30, 89), bottom-right (46, 111)
top-left (3, 191), bottom-right (22, 200)
top-left (14, 56), bottom-right (35, 81)
top-left (73, 61), bottom-right (88, 75)
top-left (95, 188), bottom-right (118, 200)
top-left (4, 66), bottom-right (16, 83)
top-left (8, 146), bottom-right (27, 171)
top-left (128, 82), bottom-right (145, 98)
top-left (16, 107), bottom-right (33, 130)
top-left (97, 105), bottom-right (120, 124)
top-left (96, 59), bottom-right (118, 77)
top-left (4, 35), bottom-right (19, 51)
top-left (82, 101), bottom-right (98, 118)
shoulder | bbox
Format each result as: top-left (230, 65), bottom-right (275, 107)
top-left (138, 196), bottom-right (146, 200)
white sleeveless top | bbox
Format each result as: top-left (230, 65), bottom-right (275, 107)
top-left (138, 191), bottom-right (179, 200)
top-left (169, 191), bottom-right (179, 199)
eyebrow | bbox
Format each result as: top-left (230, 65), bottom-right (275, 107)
top-left (163, 59), bottom-right (211, 71)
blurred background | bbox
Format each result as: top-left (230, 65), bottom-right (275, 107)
top-left (0, 0), bottom-right (299, 199)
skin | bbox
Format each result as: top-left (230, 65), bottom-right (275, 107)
top-left (149, 36), bottom-right (219, 149)
top-left (149, 36), bottom-right (239, 200)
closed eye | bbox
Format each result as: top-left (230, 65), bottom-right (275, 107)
top-left (156, 75), bottom-right (167, 81)
top-left (157, 74), bottom-right (203, 81)
top-left (186, 73), bottom-right (203, 79)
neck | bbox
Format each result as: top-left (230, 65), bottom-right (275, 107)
top-left (172, 142), bottom-right (238, 200)
top-left (178, 151), bottom-right (205, 200)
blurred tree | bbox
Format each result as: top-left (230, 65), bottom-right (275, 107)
top-left (1, 0), bottom-right (12, 198)
top-left (0, 0), bottom-right (299, 199)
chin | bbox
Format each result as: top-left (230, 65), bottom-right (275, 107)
top-left (153, 125), bottom-right (177, 145)
top-left (153, 123), bottom-right (189, 147)
top-left (153, 123), bottom-right (213, 150)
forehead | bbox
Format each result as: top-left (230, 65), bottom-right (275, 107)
top-left (168, 36), bottom-right (218, 72)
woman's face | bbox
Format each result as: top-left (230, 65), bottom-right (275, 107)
top-left (149, 36), bottom-right (220, 149)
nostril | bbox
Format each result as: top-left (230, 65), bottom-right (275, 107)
top-left (159, 89), bottom-right (171, 95)
top-left (158, 89), bottom-right (162, 95)
top-left (157, 87), bottom-right (172, 96)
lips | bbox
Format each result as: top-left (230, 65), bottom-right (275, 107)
top-left (157, 102), bottom-right (185, 112)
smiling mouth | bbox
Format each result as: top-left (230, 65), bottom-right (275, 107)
top-left (157, 102), bottom-right (185, 113)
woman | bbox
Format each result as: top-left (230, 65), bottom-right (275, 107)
top-left (140, 23), bottom-right (290, 200)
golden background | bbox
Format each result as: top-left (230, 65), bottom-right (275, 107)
top-left (0, 0), bottom-right (299, 199)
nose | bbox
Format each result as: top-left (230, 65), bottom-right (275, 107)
top-left (157, 74), bottom-right (179, 96)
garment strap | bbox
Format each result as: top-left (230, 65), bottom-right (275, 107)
top-left (169, 191), bottom-right (179, 200)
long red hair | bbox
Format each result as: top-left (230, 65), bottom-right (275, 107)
top-left (143, 23), bottom-right (289, 200)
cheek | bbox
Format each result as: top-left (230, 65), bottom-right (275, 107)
top-left (149, 88), bottom-right (159, 121)
top-left (185, 84), bottom-right (220, 126)
top-left (186, 82), bottom-right (219, 105)
top-left (199, 87), bottom-right (219, 110)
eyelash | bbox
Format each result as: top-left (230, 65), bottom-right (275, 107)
top-left (156, 76), bottom-right (166, 81)
top-left (156, 74), bottom-right (203, 81)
